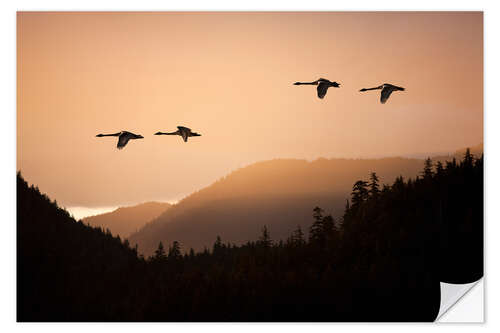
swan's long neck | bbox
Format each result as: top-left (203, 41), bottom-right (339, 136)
top-left (156, 131), bottom-right (178, 135)
top-left (100, 132), bottom-right (121, 136)
top-left (295, 81), bottom-right (318, 85)
top-left (363, 86), bottom-right (383, 91)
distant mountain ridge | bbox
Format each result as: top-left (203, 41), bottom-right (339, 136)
top-left (83, 202), bottom-right (171, 238)
top-left (453, 143), bottom-right (483, 157)
top-left (401, 143), bottom-right (483, 159)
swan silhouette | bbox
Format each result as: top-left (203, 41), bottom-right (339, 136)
top-left (96, 131), bottom-right (144, 149)
top-left (359, 83), bottom-right (405, 104)
top-left (293, 78), bottom-right (341, 99)
top-left (155, 126), bottom-right (201, 142)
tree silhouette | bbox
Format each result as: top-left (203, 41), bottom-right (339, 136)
top-left (213, 235), bottom-right (223, 254)
top-left (154, 241), bottom-right (167, 260)
top-left (463, 148), bottom-right (474, 167)
top-left (258, 225), bottom-right (272, 248)
top-left (422, 157), bottom-right (433, 178)
top-left (435, 161), bottom-right (444, 176)
top-left (168, 241), bottom-right (181, 259)
top-left (309, 207), bottom-right (325, 243)
top-left (368, 172), bottom-right (380, 197)
top-left (288, 225), bottom-right (305, 247)
top-left (309, 207), bottom-right (337, 251)
top-left (351, 180), bottom-right (369, 208)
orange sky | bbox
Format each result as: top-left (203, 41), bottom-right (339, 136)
top-left (17, 12), bottom-right (483, 212)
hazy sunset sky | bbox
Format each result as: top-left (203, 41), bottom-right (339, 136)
top-left (17, 12), bottom-right (483, 216)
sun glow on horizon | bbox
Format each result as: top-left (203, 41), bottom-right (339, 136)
top-left (66, 198), bottom-right (180, 220)
top-left (66, 206), bottom-right (119, 220)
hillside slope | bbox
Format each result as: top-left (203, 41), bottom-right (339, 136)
top-left (83, 202), bottom-right (171, 238)
top-left (128, 145), bottom-right (483, 256)
top-left (128, 157), bottom-right (425, 255)
top-left (17, 173), bottom-right (143, 321)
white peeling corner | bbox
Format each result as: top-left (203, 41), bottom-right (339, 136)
top-left (436, 279), bottom-right (484, 322)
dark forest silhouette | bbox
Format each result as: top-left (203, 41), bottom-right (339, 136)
top-left (17, 150), bottom-right (483, 321)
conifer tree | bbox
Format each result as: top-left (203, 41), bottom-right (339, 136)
top-left (351, 180), bottom-right (369, 208)
top-left (154, 241), bottom-right (166, 260)
top-left (309, 207), bottom-right (327, 246)
top-left (435, 161), bottom-right (444, 176)
top-left (369, 172), bottom-right (380, 197)
top-left (322, 214), bottom-right (338, 243)
top-left (213, 235), bottom-right (223, 254)
top-left (463, 148), bottom-right (474, 167)
top-left (289, 225), bottom-right (305, 247)
top-left (423, 157), bottom-right (433, 178)
top-left (258, 225), bottom-right (272, 248)
top-left (168, 241), bottom-right (181, 259)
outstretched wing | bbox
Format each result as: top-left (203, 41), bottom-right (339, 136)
top-left (117, 133), bottom-right (131, 149)
top-left (317, 82), bottom-right (330, 99)
top-left (380, 86), bottom-right (394, 104)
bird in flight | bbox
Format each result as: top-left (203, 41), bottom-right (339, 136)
top-left (155, 126), bottom-right (202, 142)
top-left (293, 78), bottom-right (341, 99)
top-left (359, 83), bottom-right (405, 104)
top-left (95, 131), bottom-right (144, 149)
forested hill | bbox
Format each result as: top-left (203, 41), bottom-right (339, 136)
top-left (17, 173), bottom-right (142, 321)
top-left (17, 150), bottom-right (483, 321)
top-left (128, 157), bottom-right (427, 255)
top-left (131, 150), bottom-right (481, 321)
top-left (128, 143), bottom-right (482, 256)
top-left (83, 201), bottom-right (171, 238)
